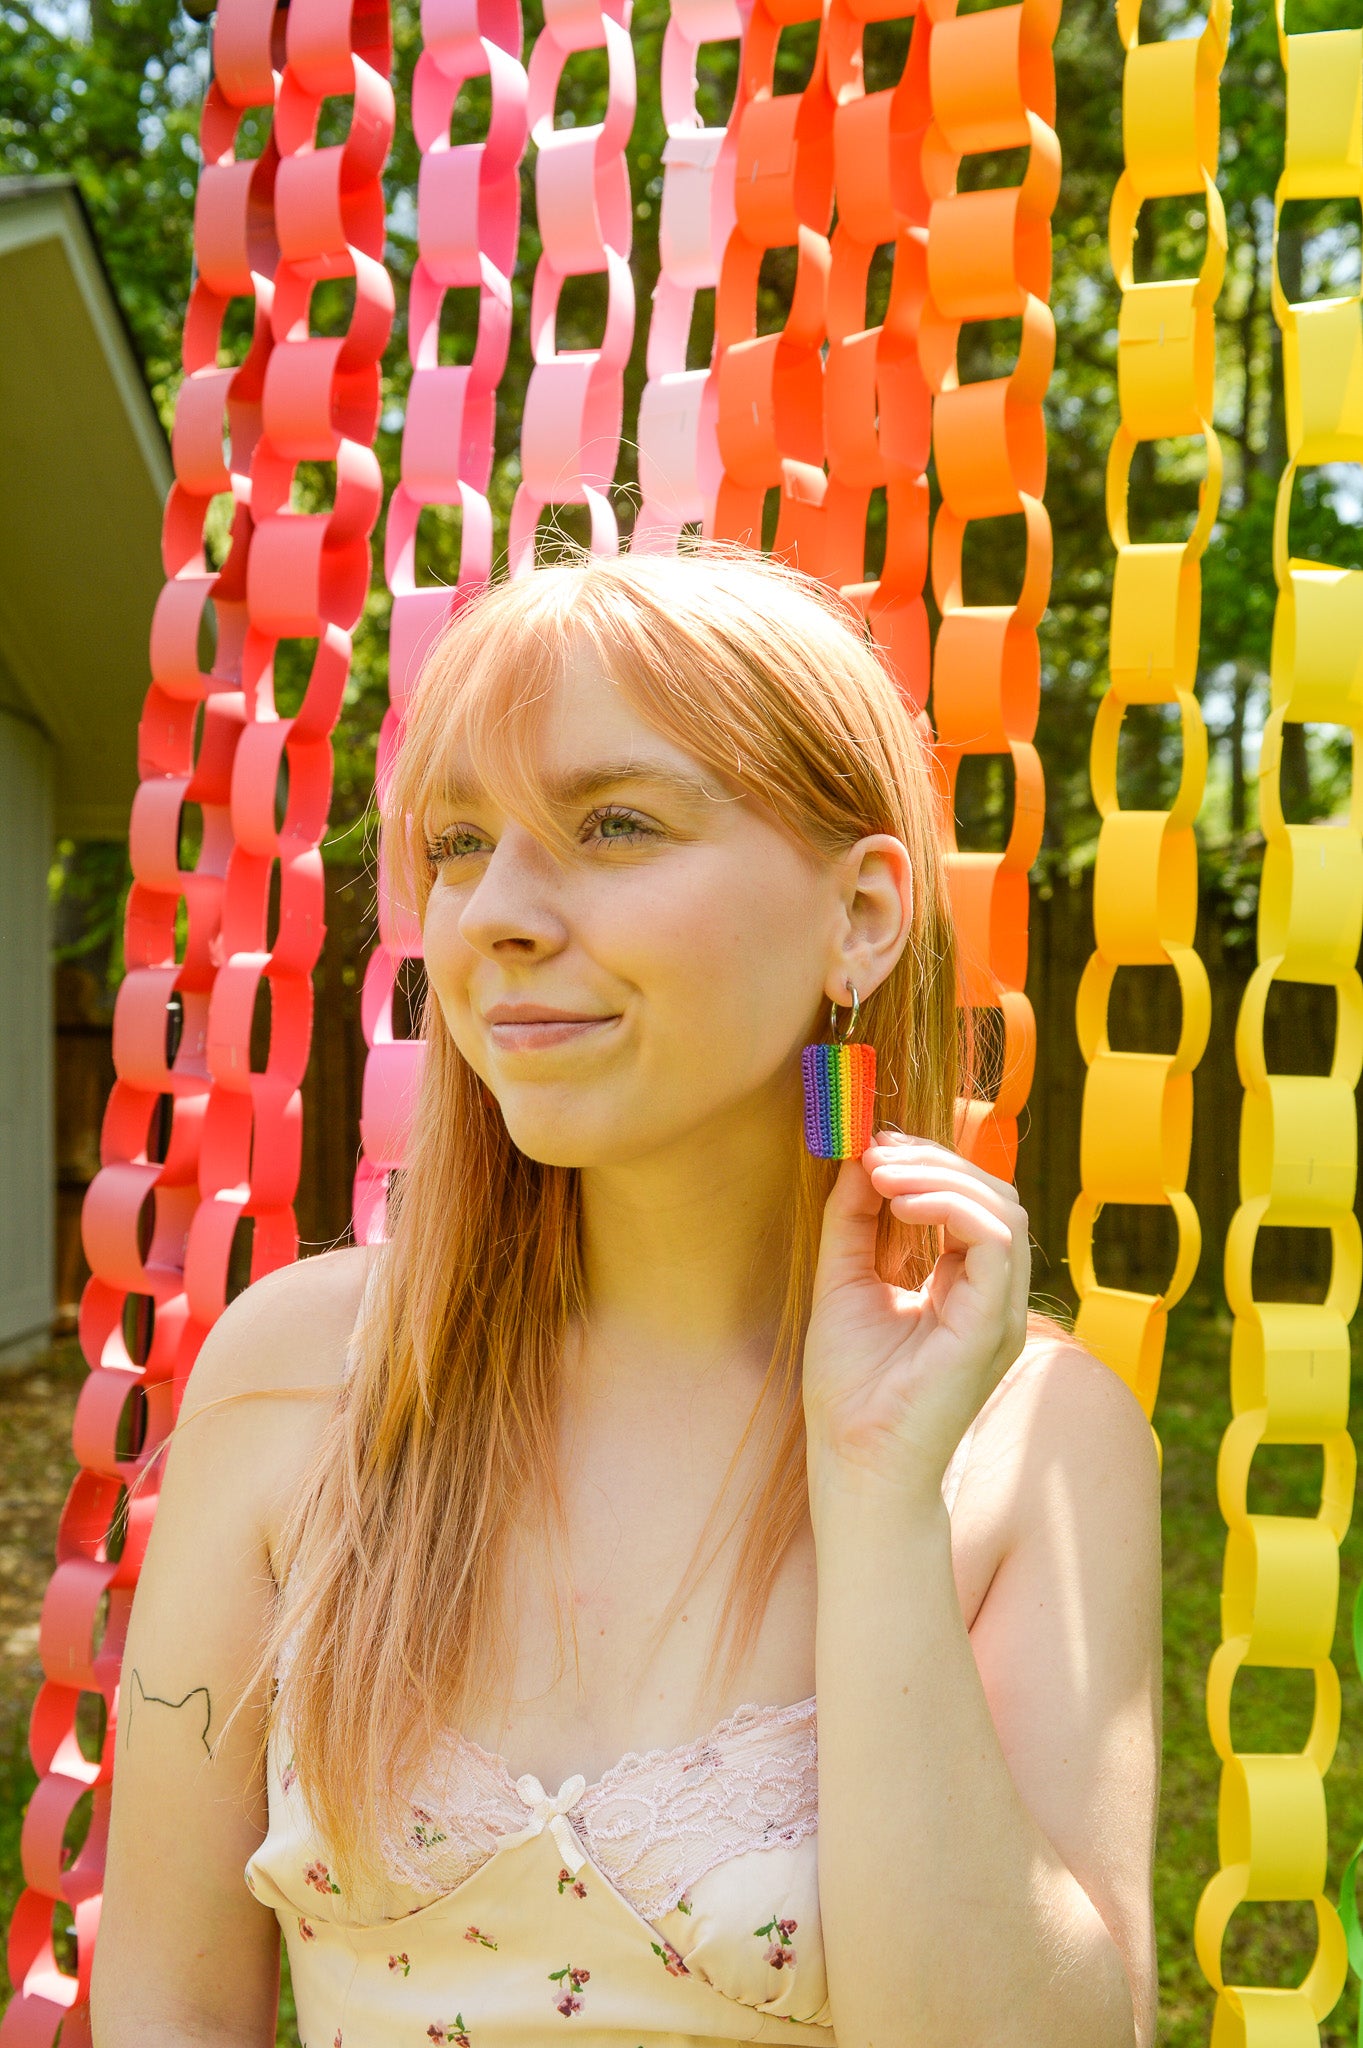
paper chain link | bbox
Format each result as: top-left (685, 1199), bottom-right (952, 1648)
top-left (1193, 0), bottom-right (1361, 2033)
top-left (507, 0), bottom-right (638, 566)
top-left (358, 0), bottom-right (530, 1243)
top-left (823, 0), bottom-right (933, 698)
top-left (634, 0), bottom-right (752, 545)
top-left (921, 0), bottom-right (1058, 1179)
top-left (0, 3), bottom-right (393, 2040)
top-left (708, 0), bottom-right (835, 560)
top-left (1066, 0), bottom-right (1224, 1413)
top-left (0, 17), bottom-right (284, 2039)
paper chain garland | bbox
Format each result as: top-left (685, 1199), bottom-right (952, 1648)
top-left (1193, 2), bottom-right (1362, 2034)
top-left (699, 0), bottom-right (1057, 1177)
top-left (0, 2), bottom-right (393, 2038)
top-left (702, 0), bottom-right (939, 685)
top-left (1, 24), bottom-right (279, 2038)
top-left (359, 0), bottom-right (530, 1244)
top-left (634, 0), bottom-right (751, 545)
top-left (921, 0), bottom-right (1058, 1179)
top-left (708, 0), bottom-right (835, 561)
top-left (1066, 0), bottom-right (1223, 1418)
top-left (2, 14), bottom-right (286, 2038)
top-left (20, 0), bottom-right (1363, 2039)
top-left (507, 0), bottom-right (638, 565)
top-left (823, 0), bottom-right (933, 692)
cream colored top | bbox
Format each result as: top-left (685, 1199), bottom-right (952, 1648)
top-left (244, 1423), bottom-right (980, 2048)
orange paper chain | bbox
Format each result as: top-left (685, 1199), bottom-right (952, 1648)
top-left (824, 0), bottom-right (933, 701)
top-left (708, 0), bottom-right (835, 561)
top-left (921, 0), bottom-right (1058, 1178)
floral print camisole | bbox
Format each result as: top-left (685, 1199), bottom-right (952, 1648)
top-left (244, 1420), bottom-right (979, 2048)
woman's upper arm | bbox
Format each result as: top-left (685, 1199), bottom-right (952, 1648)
top-left (90, 1258), bottom-right (349, 2046)
top-left (965, 1340), bottom-right (1164, 2048)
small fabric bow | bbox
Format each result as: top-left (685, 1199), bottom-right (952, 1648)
top-left (515, 1771), bottom-right (588, 1875)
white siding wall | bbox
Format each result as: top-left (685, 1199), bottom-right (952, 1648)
top-left (0, 710), bottom-right (54, 1346)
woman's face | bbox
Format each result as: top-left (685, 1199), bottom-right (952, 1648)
top-left (420, 645), bottom-right (903, 1170)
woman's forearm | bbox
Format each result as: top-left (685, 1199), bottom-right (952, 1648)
top-left (808, 1465), bottom-right (1136, 2048)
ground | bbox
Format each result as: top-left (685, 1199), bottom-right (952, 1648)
top-left (0, 1307), bottom-right (1361, 2044)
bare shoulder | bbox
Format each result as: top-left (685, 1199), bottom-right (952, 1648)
top-left (954, 1321), bottom-right (1162, 1581)
top-left (175, 1243), bottom-right (375, 1574)
top-left (181, 1242), bottom-right (373, 1410)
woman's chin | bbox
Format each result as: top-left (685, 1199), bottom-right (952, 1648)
top-left (499, 1114), bottom-right (632, 1170)
top-left (498, 1102), bottom-right (685, 1171)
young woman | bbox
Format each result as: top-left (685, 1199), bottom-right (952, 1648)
top-left (91, 546), bottom-right (1162, 2048)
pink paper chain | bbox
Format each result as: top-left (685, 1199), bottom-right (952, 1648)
top-left (357, 0), bottom-right (529, 1241)
top-left (189, 0), bottom-right (394, 1317)
top-left (633, 0), bottom-right (751, 549)
top-left (508, 0), bottom-right (638, 569)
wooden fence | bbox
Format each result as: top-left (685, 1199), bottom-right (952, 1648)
top-left (55, 861), bottom-right (1356, 1320)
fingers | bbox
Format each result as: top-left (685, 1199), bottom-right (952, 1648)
top-left (864, 1128), bottom-right (1022, 1211)
top-left (864, 1150), bottom-right (1027, 1236)
top-left (883, 1188), bottom-right (1011, 1257)
top-left (868, 1139), bottom-right (1031, 1361)
top-left (810, 1156), bottom-right (885, 1298)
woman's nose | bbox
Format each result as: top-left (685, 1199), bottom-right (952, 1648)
top-left (456, 828), bottom-right (568, 960)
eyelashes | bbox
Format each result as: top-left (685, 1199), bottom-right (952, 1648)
top-left (424, 804), bottom-right (661, 869)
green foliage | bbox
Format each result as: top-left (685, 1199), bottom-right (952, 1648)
top-left (0, 0), bottom-right (210, 415)
top-left (48, 838), bottom-right (131, 996)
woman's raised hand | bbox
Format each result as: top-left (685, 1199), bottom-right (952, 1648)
top-left (802, 1130), bottom-right (1032, 1504)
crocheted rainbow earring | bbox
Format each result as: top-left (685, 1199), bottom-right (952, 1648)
top-left (801, 986), bottom-right (876, 1159)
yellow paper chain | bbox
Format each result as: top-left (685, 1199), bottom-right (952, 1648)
top-left (1193, 8), bottom-right (1362, 2037)
top-left (1066, 0), bottom-right (1227, 1425)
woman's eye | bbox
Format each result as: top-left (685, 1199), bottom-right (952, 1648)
top-left (426, 826), bottom-right (488, 866)
top-left (584, 806), bottom-right (658, 846)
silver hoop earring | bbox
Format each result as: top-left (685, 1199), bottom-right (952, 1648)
top-left (829, 985), bottom-right (860, 1043)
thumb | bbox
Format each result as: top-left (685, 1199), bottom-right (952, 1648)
top-left (811, 1154), bottom-right (884, 1302)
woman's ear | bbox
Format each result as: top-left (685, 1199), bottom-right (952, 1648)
top-left (825, 833), bottom-right (914, 1004)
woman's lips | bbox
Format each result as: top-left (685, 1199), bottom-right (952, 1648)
top-left (487, 1016), bottom-right (618, 1052)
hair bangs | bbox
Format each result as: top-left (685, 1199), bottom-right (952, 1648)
top-left (384, 574), bottom-right (586, 918)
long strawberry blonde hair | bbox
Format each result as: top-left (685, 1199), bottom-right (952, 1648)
top-left (207, 541), bottom-right (984, 1897)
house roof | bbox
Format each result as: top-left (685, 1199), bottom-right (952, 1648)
top-left (0, 175), bottom-right (172, 837)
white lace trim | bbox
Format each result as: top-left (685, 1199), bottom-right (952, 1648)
top-left (571, 1698), bottom-right (819, 1920)
top-left (377, 1736), bottom-right (534, 1899)
top-left (374, 1697), bottom-right (819, 1923)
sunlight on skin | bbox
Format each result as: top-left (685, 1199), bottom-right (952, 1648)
top-left (418, 643), bottom-right (915, 1383)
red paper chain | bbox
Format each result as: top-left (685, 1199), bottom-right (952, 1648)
top-left (1, 4), bottom-right (393, 2039)
top-left (1, 5), bottom-right (286, 2038)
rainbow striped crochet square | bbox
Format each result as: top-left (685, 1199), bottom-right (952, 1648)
top-left (801, 1042), bottom-right (876, 1159)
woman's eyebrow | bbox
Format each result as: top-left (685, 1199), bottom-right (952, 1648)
top-left (440, 761), bottom-right (732, 810)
